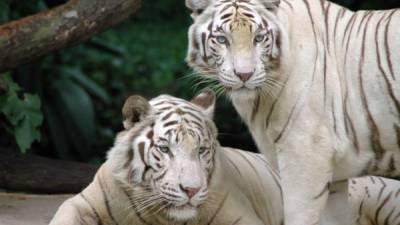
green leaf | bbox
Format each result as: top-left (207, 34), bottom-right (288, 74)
top-left (43, 103), bottom-right (74, 159)
top-left (14, 94), bottom-right (43, 153)
top-left (64, 68), bottom-right (112, 104)
top-left (3, 74), bottom-right (21, 94)
top-left (14, 115), bottom-right (41, 153)
top-left (1, 95), bottom-right (25, 125)
top-left (0, 1), bottom-right (10, 23)
top-left (0, 76), bottom-right (43, 153)
top-left (51, 79), bottom-right (96, 159)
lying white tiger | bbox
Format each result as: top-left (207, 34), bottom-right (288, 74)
top-left (185, 0), bottom-right (400, 224)
top-left (49, 90), bottom-right (284, 225)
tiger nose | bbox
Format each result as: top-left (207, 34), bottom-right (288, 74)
top-left (234, 70), bottom-right (254, 82)
top-left (179, 184), bottom-right (201, 199)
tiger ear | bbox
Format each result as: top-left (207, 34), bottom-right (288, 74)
top-left (186, 0), bottom-right (210, 18)
top-left (191, 89), bottom-right (216, 119)
top-left (122, 95), bottom-right (151, 129)
top-left (259, 0), bottom-right (280, 10)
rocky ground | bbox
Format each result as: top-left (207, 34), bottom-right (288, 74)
top-left (0, 192), bottom-right (72, 225)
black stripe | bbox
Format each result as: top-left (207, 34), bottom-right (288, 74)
top-left (161, 111), bottom-right (174, 121)
top-left (201, 32), bottom-right (208, 63)
top-left (154, 170), bottom-right (167, 182)
top-left (395, 188), bottom-right (400, 198)
top-left (395, 125), bottom-right (400, 148)
top-left (343, 13), bottom-right (358, 69)
top-left (369, 176), bottom-right (376, 184)
top-left (313, 182), bottom-right (330, 199)
top-left (121, 189), bottom-right (153, 225)
top-left (231, 217), bottom-right (242, 225)
top-left (225, 156), bottom-right (243, 178)
top-left (341, 13), bottom-right (357, 47)
top-left (207, 192), bottom-right (229, 225)
top-left (388, 154), bottom-right (396, 173)
top-left (384, 10), bottom-right (397, 80)
top-left (331, 100), bottom-right (338, 136)
top-left (324, 2), bottom-right (331, 54)
top-left (377, 177), bottom-right (387, 201)
top-left (123, 149), bottom-right (134, 169)
top-left (138, 142), bottom-right (151, 181)
top-left (251, 93), bottom-right (261, 123)
top-left (247, 153), bottom-right (282, 196)
top-left (220, 13), bottom-right (233, 20)
top-left (333, 8), bottom-right (344, 45)
top-left (236, 151), bottom-right (282, 197)
top-left (375, 11), bottom-right (400, 119)
top-left (302, 0), bottom-right (319, 82)
top-left (356, 12), bottom-right (372, 36)
top-left (359, 13), bottom-right (386, 161)
top-left (80, 193), bottom-right (103, 225)
top-left (393, 211), bottom-right (400, 224)
top-left (183, 110), bottom-right (203, 123)
top-left (282, 0), bottom-right (293, 10)
top-left (163, 120), bottom-right (179, 127)
top-left (383, 207), bottom-right (396, 225)
top-left (191, 26), bottom-right (200, 50)
top-left (356, 198), bottom-right (365, 224)
top-left (274, 100), bottom-right (299, 143)
top-left (374, 191), bottom-right (393, 225)
top-left (98, 178), bottom-right (120, 225)
top-left (266, 78), bottom-right (288, 129)
top-left (344, 92), bottom-right (359, 152)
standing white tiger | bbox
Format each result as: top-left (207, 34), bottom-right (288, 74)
top-left (185, 0), bottom-right (400, 224)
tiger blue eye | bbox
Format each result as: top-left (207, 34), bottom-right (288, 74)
top-left (158, 146), bottom-right (169, 153)
top-left (255, 34), bottom-right (265, 43)
top-left (199, 147), bottom-right (207, 154)
top-left (216, 36), bottom-right (227, 44)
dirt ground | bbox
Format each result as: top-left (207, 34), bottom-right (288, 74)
top-left (0, 192), bottom-right (72, 225)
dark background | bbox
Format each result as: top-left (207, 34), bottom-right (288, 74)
top-left (1, 0), bottom-right (399, 164)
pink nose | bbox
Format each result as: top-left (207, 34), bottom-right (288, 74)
top-left (180, 184), bottom-right (201, 198)
top-left (234, 69), bottom-right (254, 82)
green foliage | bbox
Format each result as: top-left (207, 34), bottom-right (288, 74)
top-left (0, 74), bottom-right (43, 153)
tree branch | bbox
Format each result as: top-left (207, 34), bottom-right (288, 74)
top-left (0, 0), bottom-right (141, 73)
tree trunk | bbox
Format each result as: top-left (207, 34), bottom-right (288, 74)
top-left (0, 0), bottom-right (141, 73)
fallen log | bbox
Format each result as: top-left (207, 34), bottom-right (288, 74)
top-left (0, 148), bottom-right (98, 194)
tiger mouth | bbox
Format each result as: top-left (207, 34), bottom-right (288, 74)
top-left (227, 85), bottom-right (257, 92)
top-left (167, 202), bottom-right (198, 210)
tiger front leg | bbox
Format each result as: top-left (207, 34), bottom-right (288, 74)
top-left (49, 198), bottom-right (99, 225)
top-left (277, 136), bottom-right (337, 225)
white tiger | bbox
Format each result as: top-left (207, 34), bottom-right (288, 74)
top-left (185, 0), bottom-right (400, 224)
top-left (49, 90), bottom-right (284, 225)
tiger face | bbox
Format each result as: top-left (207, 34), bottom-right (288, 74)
top-left (186, 0), bottom-right (281, 98)
top-left (109, 90), bottom-right (217, 221)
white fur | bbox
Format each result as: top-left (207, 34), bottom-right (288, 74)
top-left (186, 0), bottom-right (400, 224)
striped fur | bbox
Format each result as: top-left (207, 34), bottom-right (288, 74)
top-left (349, 177), bottom-right (400, 225)
top-left (186, 0), bottom-right (400, 224)
top-left (49, 92), bottom-right (284, 225)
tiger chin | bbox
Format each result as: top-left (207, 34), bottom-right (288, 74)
top-left (49, 89), bottom-right (284, 225)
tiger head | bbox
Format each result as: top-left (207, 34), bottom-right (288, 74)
top-left (108, 90), bottom-right (217, 221)
top-left (186, 0), bottom-right (285, 100)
